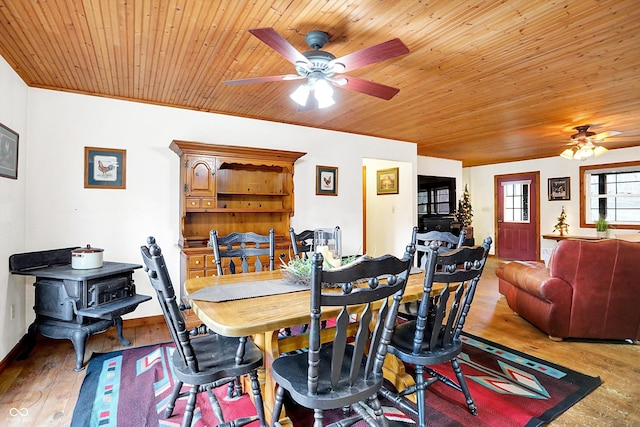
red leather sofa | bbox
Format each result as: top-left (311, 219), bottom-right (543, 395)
top-left (496, 238), bottom-right (640, 341)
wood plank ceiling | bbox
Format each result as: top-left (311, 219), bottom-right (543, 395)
top-left (0, 0), bottom-right (638, 166)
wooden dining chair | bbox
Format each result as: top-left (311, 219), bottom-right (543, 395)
top-left (270, 244), bottom-right (415, 427)
top-left (140, 237), bottom-right (267, 427)
top-left (400, 227), bottom-right (467, 319)
top-left (378, 237), bottom-right (492, 427)
top-left (210, 229), bottom-right (275, 275)
top-left (210, 229), bottom-right (277, 383)
top-left (288, 227), bottom-right (315, 259)
top-left (413, 228), bottom-right (466, 268)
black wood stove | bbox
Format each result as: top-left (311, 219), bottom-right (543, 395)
top-left (10, 247), bottom-right (151, 371)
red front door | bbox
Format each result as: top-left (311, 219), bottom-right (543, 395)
top-left (496, 173), bottom-right (540, 260)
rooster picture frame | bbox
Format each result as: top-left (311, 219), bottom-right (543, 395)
top-left (84, 147), bottom-right (126, 189)
top-left (316, 165), bottom-right (337, 196)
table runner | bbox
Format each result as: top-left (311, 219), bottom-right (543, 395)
top-left (188, 267), bottom-right (423, 303)
top-left (187, 278), bottom-right (308, 302)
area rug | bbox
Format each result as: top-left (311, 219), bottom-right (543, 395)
top-left (71, 333), bottom-right (601, 427)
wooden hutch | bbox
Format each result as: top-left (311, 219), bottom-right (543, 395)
top-left (170, 140), bottom-right (306, 284)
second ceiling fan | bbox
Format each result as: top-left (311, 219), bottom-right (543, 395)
top-left (224, 28), bottom-right (410, 109)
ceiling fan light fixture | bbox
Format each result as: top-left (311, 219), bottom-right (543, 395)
top-left (560, 148), bottom-right (575, 159)
top-left (560, 124), bottom-right (616, 160)
top-left (574, 146), bottom-right (594, 161)
top-left (290, 84), bottom-right (310, 106)
top-left (313, 78), bottom-right (335, 108)
top-left (315, 94), bottom-right (335, 109)
top-left (593, 145), bottom-right (608, 157)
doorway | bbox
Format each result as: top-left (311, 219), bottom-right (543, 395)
top-left (495, 172), bottom-right (540, 260)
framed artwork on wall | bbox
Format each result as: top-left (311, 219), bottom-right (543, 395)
top-left (377, 167), bottom-right (399, 195)
top-left (548, 177), bottom-right (570, 201)
top-left (0, 122), bottom-right (19, 180)
top-left (316, 165), bottom-right (338, 196)
top-left (84, 147), bottom-right (126, 189)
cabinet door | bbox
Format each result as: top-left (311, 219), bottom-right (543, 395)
top-left (186, 155), bottom-right (215, 197)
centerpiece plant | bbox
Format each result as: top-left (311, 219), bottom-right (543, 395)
top-left (281, 253), bottom-right (360, 288)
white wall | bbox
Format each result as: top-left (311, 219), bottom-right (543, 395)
top-left (417, 155), bottom-right (463, 198)
top-left (364, 158), bottom-right (415, 258)
top-left (22, 89), bottom-right (418, 324)
top-left (466, 146), bottom-right (640, 255)
top-left (0, 56), bottom-right (28, 360)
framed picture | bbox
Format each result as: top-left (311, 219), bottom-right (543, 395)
top-left (548, 177), bottom-right (570, 201)
top-left (0, 122), bottom-right (19, 180)
top-left (316, 165), bottom-right (338, 196)
top-left (377, 167), bottom-right (399, 195)
top-left (84, 147), bottom-right (126, 189)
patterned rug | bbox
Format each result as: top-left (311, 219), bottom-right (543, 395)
top-left (71, 333), bottom-right (601, 427)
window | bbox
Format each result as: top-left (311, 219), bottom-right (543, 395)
top-left (502, 181), bottom-right (530, 222)
top-left (417, 175), bottom-right (456, 216)
top-left (418, 187), bottom-right (451, 214)
top-left (580, 161), bottom-right (640, 229)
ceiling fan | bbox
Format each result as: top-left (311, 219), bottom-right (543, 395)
top-left (560, 125), bottom-right (622, 160)
top-left (224, 28), bottom-right (410, 109)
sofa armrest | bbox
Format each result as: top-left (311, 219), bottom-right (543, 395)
top-left (497, 261), bottom-right (572, 302)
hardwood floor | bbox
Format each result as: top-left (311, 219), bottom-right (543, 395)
top-left (0, 257), bottom-right (638, 426)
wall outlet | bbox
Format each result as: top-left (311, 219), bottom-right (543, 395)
top-left (10, 304), bottom-right (15, 320)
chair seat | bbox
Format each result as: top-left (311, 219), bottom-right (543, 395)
top-left (272, 345), bottom-right (384, 411)
top-left (389, 321), bottom-right (463, 366)
top-left (171, 334), bottom-right (263, 386)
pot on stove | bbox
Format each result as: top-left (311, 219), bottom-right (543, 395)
top-left (71, 245), bottom-right (104, 269)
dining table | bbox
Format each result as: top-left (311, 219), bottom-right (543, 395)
top-left (184, 267), bottom-right (445, 425)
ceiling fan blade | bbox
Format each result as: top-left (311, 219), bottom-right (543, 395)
top-left (338, 75), bottom-right (400, 100)
top-left (330, 38), bottom-right (409, 72)
top-left (224, 75), bottom-right (303, 85)
top-left (248, 28), bottom-right (311, 66)
top-left (594, 130), bottom-right (622, 139)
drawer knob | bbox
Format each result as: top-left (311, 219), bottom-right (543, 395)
top-left (195, 260), bottom-right (200, 264)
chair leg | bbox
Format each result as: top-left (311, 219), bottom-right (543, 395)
top-left (271, 386), bottom-right (286, 426)
top-left (313, 409), bottom-right (324, 427)
top-left (206, 384), bottom-right (225, 424)
top-left (249, 370), bottom-right (267, 427)
top-left (166, 380), bottom-right (183, 418)
top-left (415, 365), bottom-right (427, 427)
top-left (366, 396), bottom-right (389, 427)
top-left (377, 386), bottom-right (418, 418)
top-left (182, 385), bottom-right (198, 427)
top-left (451, 358), bottom-right (477, 415)
top-left (227, 377), bottom-right (242, 398)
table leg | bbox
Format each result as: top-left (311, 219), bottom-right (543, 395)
top-left (247, 331), bottom-right (294, 426)
top-left (382, 353), bottom-right (417, 403)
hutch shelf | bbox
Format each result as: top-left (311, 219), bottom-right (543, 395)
top-left (170, 140), bottom-right (306, 284)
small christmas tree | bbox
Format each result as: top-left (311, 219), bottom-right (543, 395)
top-left (553, 206), bottom-right (569, 236)
top-left (455, 184), bottom-right (473, 227)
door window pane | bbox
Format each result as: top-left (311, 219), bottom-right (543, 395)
top-left (503, 182), bottom-right (530, 223)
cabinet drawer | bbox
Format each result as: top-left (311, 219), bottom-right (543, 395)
top-left (186, 197), bottom-right (216, 210)
top-left (189, 255), bottom-right (205, 269)
top-left (186, 198), bottom-right (201, 209)
top-left (188, 269), bottom-right (205, 279)
top-left (205, 254), bottom-right (217, 270)
top-left (201, 198), bottom-right (215, 209)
